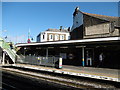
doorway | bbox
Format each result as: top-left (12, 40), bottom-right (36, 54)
top-left (85, 48), bottom-right (94, 67)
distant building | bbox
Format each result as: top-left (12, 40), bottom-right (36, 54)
top-left (37, 27), bottom-right (70, 42)
top-left (70, 7), bottom-right (120, 40)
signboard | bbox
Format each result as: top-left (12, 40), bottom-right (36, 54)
top-left (60, 53), bottom-right (67, 59)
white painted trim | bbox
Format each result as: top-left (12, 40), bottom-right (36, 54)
top-left (16, 37), bottom-right (120, 47)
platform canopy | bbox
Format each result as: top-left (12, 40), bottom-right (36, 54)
top-left (16, 37), bottom-right (120, 47)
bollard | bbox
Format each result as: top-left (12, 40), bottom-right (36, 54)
top-left (58, 57), bottom-right (62, 69)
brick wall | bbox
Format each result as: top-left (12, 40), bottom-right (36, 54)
top-left (83, 14), bottom-right (120, 38)
top-left (83, 14), bottom-right (109, 27)
top-left (70, 25), bottom-right (83, 40)
top-left (71, 11), bottom-right (120, 40)
top-left (84, 23), bottom-right (120, 38)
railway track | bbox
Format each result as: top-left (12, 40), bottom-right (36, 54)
top-left (1, 66), bottom-right (120, 89)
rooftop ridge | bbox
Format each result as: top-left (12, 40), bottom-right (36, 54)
top-left (82, 11), bottom-right (119, 18)
top-left (47, 28), bottom-right (67, 30)
top-left (46, 28), bottom-right (69, 33)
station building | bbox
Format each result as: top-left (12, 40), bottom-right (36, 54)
top-left (37, 27), bottom-right (70, 42)
top-left (16, 7), bottom-right (120, 69)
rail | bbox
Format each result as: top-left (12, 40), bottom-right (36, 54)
top-left (2, 66), bottom-right (119, 89)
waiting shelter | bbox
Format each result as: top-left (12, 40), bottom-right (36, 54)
top-left (16, 36), bottom-right (120, 69)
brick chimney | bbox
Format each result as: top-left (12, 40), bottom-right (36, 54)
top-left (73, 6), bottom-right (79, 16)
top-left (68, 27), bottom-right (70, 32)
top-left (60, 26), bottom-right (62, 31)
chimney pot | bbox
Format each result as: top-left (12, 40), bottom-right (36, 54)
top-left (68, 27), bottom-right (70, 32)
top-left (60, 26), bottom-right (62, 31)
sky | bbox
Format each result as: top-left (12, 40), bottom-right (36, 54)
top-left (1, 2), bottom-right (119, 43)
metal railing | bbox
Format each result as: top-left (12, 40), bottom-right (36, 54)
top-left (0, 39), bottom-right (16, 63)
top-left (17, 55), bottom-right (60, 67)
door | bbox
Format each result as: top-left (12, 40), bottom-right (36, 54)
top-left (85, 48), bottom-right (94, 67)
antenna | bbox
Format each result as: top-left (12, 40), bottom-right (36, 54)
top-left (28, 28), bottom-right (30, 39)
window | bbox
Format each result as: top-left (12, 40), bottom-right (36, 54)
top-left (76, 21), bottom-right (78, 24)
top-left (60, 35), bottom-right (64, 40)
top-left (49, 34), bottom-right (53, 41)
top-left (55, 34), bottom-right (59, 40)
top-left (43, 35), bottom-right (45, 39)
top-left (62, 35), bottom-right (64, 40)
top-left (68, 36), bottom-right (70, 40)
top-left (50, 35), bottom-right (53, 39)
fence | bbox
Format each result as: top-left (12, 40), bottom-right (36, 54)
top-left (17, 55), bottom-right (60, 67)
top-left (0, 38), bottom-right (16, 63)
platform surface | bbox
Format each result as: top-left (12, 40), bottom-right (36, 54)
top-left (2, 64), bottom-right (120, 82)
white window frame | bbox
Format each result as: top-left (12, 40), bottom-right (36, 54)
top-left (60, 35), bottom-right (64, 40)
top-left (42, 34), bottom-right (45, 39)
top-left (55, 34), bottom-right (59, 41)
top-left (49, 34), bottom-right (53, 41)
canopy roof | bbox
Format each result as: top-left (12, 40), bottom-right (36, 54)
top-left (16, 37), bottom-right (120, 47)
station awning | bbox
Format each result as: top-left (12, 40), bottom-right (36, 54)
top-left (16, 37), bottom-right (120, 47)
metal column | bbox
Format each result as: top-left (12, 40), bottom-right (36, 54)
top-left (2, 51), bottom-right (5, 65)
top-left (45, 48), bottom-right (49, 66)
top-left (46, 48), bottom-right (48, 57)
top-left (82, 47), bottom-right (85, 66)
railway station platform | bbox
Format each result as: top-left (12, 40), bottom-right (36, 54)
top-left (2, 64), bottom-right (120, 82)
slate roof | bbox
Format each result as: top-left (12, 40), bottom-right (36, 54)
top-left (73, 7), bottom-right (120, 26)
top-left (82, 12), bottom-right (119, 26)
top-left (46, 28), bottom-right (69, 33)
